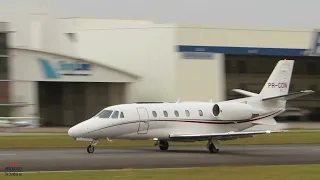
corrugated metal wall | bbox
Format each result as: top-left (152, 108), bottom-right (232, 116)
top-left (38, 82), bottom-right (126, 126)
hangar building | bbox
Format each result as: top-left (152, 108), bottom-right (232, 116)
top-left (0, 8), bottom-right (319, 126)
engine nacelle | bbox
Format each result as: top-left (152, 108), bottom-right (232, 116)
top-left (212, 102), bottom-right (264, 121)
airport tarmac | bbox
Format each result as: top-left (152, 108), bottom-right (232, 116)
top-left (1, 144), bottom-right (320, 171)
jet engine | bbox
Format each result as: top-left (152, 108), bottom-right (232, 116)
top-left (212, 102), bottom-right (264, 121)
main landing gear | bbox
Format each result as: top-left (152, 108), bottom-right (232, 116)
top-left (154, 140), bottom-right (169, 151)
top-left (87, 139), bottom-right (99, 154)
top-left (207, 139), bottom-right (219, 153)
top-left (154, 139), bottom-right (219, 153)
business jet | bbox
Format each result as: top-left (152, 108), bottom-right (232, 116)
top-left (68, 59), bottom-right (315, 154)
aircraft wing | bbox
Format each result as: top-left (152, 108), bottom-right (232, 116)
top-left (169, 130), bottom-right (284, 141)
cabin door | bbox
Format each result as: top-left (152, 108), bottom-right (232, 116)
top-left (137, 107), bottom-right (149, 134)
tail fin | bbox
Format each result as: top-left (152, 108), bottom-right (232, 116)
top-left (259, 59), bottom-right (294, 99)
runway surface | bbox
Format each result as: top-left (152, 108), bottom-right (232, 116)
top-left (1, 144), bottom-right (320, 171)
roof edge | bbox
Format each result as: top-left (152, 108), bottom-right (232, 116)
top-left (9, 47), bottom-right (141, 80)
top-left (176, 24), bottom-right (313, 32)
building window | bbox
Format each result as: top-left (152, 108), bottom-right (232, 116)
top-left (0, 33), bottom-right (8, 49)
top-left (174, 110), bottom-right (179, 117)
top-left (185, 110), bottom-right (190, 117)
top-left (198, 110), bottom-right (203, 116)
top-left (0, 57), bottom-right (8, 80)
top-left (163, 111), bottom-right (168, 117)
top-left (152, 111), bottom-right (157, 117)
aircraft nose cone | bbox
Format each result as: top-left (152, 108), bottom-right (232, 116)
top-left (68, 125), bottom-right (82, 137)
top-left (68, 126), bottom-right (76, 137)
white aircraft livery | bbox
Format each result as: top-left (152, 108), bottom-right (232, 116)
top-left (68, 59), bottom-right (315, 154)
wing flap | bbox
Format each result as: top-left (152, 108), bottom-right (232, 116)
top-left (169, 130), bottom-right (283, 141)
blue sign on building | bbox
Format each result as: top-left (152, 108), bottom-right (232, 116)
top-left (177, 30), bottom-right (320, 57)
top-left (39, 58), bottom-right (92, 78)
top-left (177, 45), bottom-right (309, 57)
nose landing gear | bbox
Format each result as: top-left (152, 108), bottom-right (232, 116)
top-left (87, 139), bottom-right (99, 153)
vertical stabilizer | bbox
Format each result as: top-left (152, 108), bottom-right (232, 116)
top-left (259, 60), bottom-right (294, 99)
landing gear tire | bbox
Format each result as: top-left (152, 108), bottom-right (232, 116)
top-left (87, 139), bottom-right (99, 154)
top-left (87, 145), bottom-right (95, 153)
top-left (158, 140), bottom-right (169, 151)
top-left (207, 140), bottom-right (219, 153)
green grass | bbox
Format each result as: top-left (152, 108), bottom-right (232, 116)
top-left (0, 132), bottom-right (320, 148)
top-left (3, 164), bottom-right (320, 180)
top-left (285, 128), bottom-right (320, 130)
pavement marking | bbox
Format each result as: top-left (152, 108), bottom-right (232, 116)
top-left (22, 167), bottom-right (196, 173)
top-left (0, 154), bottom-right (16, 156)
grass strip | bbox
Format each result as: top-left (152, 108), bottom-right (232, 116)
top-left (4, 164), bottom-right (320, 180)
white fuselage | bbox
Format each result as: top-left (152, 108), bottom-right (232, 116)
top-left (68, 99), bottom-right (284, 141)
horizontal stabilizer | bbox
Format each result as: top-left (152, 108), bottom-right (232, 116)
top-left (231, 89), bottom-right (258, 97)
top-left (262, 90), bottom-right (314, 101)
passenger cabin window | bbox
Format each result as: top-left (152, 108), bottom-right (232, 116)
top-left (111, 111), bottom-right (119, 118)
top-left (120, 112), bottom-right (124, 118)
top-left (174, 110), bottom-right (179, 117)
top-left (198, 110), bottom-right (203, 116)
top-left (163, 111), bottom-right (168, 117)
top-left (97, 110), bottom-right (113, 118)
top-left (185, 110), bottom-right (190, 117)
top-left (152, 111), bottom-right (157, 117)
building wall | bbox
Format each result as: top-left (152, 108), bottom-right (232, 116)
top-left (174, 53), bottom-right (226, 101)
top-left (8, 48), bottom-right (137, 82)
top-left (176, 25), bottom-right (313, 49)
top-left (2, 8), bottom-right (319, 107)
top-left (9, 81), bottom-right (38, 117)
top-left (72, 19), bottom-right (177, 102)
top-left (0, 4), bottom-right (63, 52)
top-left (7, 48), bottom-right (138, 121)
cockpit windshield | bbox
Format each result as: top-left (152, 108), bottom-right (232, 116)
top-left (94, 109), bottom-right (125, 119)
top-left (111, 111), bottom-right (119, 118)
top-left (96, 110), bottom-right (113, 118)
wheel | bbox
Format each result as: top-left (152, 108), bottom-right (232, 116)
top-left (207, 141), bottom-right (219, 153)
top-left (158, 140), bottom-right (169, 151)
top-left (87, 145), bottom-right (95, 153)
